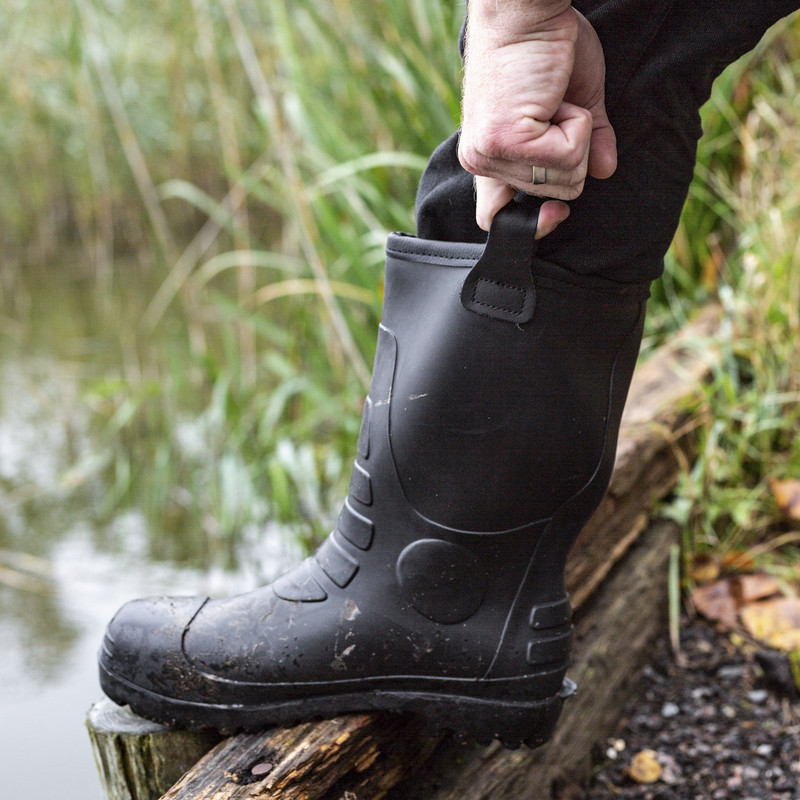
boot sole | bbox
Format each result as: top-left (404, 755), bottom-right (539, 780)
top-left (99, 661), bottom-right (575, 749)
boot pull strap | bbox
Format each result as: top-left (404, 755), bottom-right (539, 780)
top-left (460, 200), bottom-right (539, 324)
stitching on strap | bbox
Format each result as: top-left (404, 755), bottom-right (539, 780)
top-left (471, 277), bottom-right (527, 315)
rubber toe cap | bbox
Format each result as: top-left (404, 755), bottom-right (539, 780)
top-left (99, 595), bottom-right (207, 703)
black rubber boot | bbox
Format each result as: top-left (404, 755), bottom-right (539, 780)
top-left (99, 202), bottom-right (649, 748)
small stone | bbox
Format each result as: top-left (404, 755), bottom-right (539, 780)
top-left (721, 705), bottom-right (737, 719)
top-left (251, 762), bottom-right (273, 777)
top-left (658, 752), bottom-right (683, 785)
top-left (635, 713), bottom-right (664, 731)
top-left (747, 689), bottom-right (768, 704)
top-left (756, 743), bottom-right (773, 756)
top-left (743, 765), bottom-right (759, 780)
top-left (718, 664), bottom-right (745, 680)
top-left (696, 637), bottom-right (716, 653)
top-left (661, 702), bottom-right (680, 718)
top-left (606, 747), bottom-right (618, 760)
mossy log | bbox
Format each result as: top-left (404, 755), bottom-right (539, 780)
top-left (87, 306), bottom-right (721, 800)
top-left (86, 699), bottom-right (223, 800)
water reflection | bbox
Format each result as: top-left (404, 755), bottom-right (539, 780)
top-left (0, 316), bottom-right (301, 796)
top-left (0, 355), bottom-right (88, 686)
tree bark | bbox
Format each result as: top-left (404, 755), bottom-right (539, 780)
top-left (161, 712), bottom-right (440, 800)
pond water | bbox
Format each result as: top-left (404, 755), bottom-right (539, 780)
top-left (0, 269), bottom-right (302, 799)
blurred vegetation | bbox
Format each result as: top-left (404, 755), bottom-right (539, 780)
top-left (1, 0), bottom-right (462, 558)
top-left (0, 1), bottom-right (799, 574)
top-left (658, 20), bottom-right (800, 582)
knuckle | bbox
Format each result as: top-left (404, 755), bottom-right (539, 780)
top-left (464, 122), bottom-right (514, 161)
top-left (569, 163), bottom-right (588, 185)
top-left (562, 182), bottom-right (585, 201)
top-left (563, 141), bottom-right (588, 170)
top-left (457, 142), bottom-right (482, 175)
top-left (458, 134), bottom-right (504, 177)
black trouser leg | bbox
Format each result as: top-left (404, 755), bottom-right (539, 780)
top-left (415, 1), bottom-right (800, 284)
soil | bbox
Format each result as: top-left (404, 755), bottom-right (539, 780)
top-left (566, 622), bottom-right (800, 800)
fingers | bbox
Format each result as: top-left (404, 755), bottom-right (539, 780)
top-left (465, 97), bottom-right (615, 238)
top-left (535, 200), bottom-right (571, 238)
top-left (459, 101), bottom-right (593, 202)
top-left (474, 178), bottom-right (516, 232)
top-left (474, 176), bottom-right (570, 238)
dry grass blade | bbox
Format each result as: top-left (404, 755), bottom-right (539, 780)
top-left (0, 549), bottom-right (53, 593)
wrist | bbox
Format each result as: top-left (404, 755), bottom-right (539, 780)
top-left (468, 0), bottom-right (572, 36)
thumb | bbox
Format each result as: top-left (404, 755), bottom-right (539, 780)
top-left (588, 104), bottom-right (617, 180)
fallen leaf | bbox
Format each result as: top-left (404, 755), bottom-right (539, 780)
top-left (740, 597), bottom-right (800, 651)
top-left (769, 630), bottom-right (800, 650)
top-left (688, 552), bottom-right (720, 584)
top-left (733, 573), bottom-right (782, 604)
top-left (722, 550), bottom-right (756, 572)
top-left (691, 579), bottom-right (739, 629)
top-left (770, 478), bottom-right (800, 520)
top-left (692, 573), bottom-right (785, 632)
top-left (627, 750), bottom-right (662, 784)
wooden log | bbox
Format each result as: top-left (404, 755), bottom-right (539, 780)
top-left (160, 712), bottom-right (440, 800)
top-left (86, 306), bottom-right (721, 800)
top-left (87, 698), bottom-right (223, 800)
top-left (387, 519), bottom-right (679, 800)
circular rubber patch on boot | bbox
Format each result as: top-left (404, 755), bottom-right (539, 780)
top-left (396, 539), bottom-right (487, 624)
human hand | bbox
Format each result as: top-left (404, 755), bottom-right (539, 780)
top-left (458, 1), bottom-right (616, 236)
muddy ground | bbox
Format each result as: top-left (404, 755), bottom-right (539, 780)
top-left (563, 623), bottom-right (800, 800)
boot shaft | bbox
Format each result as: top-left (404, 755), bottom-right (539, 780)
top-left (380, 225), bottom-right (648, 535)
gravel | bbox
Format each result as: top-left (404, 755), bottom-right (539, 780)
top-left (565, 622), bottom-right (800, 800)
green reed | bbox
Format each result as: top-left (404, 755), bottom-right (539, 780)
top-left (661, 16), bottom-right (800, 575)
top-left (1, 1), bottom-right (799, 569)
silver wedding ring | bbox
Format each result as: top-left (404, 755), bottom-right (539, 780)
top-left (532, 165), bottom-right (548, 185)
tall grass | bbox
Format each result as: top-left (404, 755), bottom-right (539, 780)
top-left (1, 0), bottom-right (462, 557)
top-left (661, 18), bottom-right (800, 577)
top-left (1, 1), bottom-right (799, 570)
